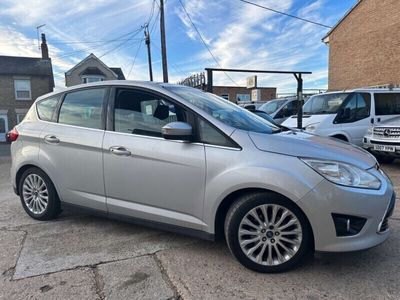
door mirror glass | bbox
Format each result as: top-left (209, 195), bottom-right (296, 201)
top-left (162, 122), bottom-right (193, 141)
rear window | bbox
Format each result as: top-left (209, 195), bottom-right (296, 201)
top-left (374, 93), bottom-right (400, 115)
top-left (58, 88), bottom-right (106, 129)
top-left (36, 96), bottom-right (60, 122)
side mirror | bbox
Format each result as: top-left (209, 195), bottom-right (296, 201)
top-left (162, 122), bottom-right (193, 141)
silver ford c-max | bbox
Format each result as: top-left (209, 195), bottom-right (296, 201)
top-left (9, 81), bottom-right (395, 272)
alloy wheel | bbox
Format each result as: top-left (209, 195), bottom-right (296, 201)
top-left (22, 174), bottom-right (49, 215)
top-left (238, 204), bottom-right (303, 266)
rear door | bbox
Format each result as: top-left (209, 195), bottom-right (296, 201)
top-left (102, 87), bottom-right (206, 230)
top-left (373, 92), bottom-right (400, 123)
top-left (38, 87), bottom-right (108, 211)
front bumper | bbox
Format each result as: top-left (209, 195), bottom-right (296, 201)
top-left (363, 136), bottom-right (400, 157)
top-left (298, 170), bottom-right (395, 252)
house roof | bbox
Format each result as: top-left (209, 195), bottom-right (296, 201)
top-left (109, 67), bottom-right (126, 80)
top-left (322, 0), bottom-right (365, 43)
top-left (79, 67), bottom-right (106, 76)
top-left (0, 55), bottom-right (54, 77)
top-left (65, 53), bottom-right (120, 79)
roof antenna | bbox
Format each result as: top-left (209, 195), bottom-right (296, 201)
top-left (36, 24), bottom-right (46, 50)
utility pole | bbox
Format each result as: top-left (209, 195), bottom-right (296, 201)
top-left (159, 0), bottom-right (169, 82)
top-left (144, 24), bottom-right (153, 81)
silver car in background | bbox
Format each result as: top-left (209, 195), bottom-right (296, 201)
top-left (258, 97), bottom-right (299, 124)
top-left (9, 81), bottom-right (395, 273)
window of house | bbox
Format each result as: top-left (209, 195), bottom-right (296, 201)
top-left (82, 76), bottom-right (104, 84)
top-left (16, 114), bottom-right (26, 124)
top-left (236, 94), bottom-right (250, 102)
top-left (58, 88), bottom-right (106, 129)
top-left (14, 79), bottom-right (31, 100)
top-left (37, 96), bottom-right (60, 122)
top-left (114, 89), bottom-right (186, 137)
top-left (220, 94), bottom-right (229, 100)
top-left (374, 93), bottom-right (400, 115)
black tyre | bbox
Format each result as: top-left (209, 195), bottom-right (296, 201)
top-left (18, 167), bottom-right (61, 220)
top-left (224, 192), bottom-right (312, 273)
top-left (376, 155), bottom-right (395, 164)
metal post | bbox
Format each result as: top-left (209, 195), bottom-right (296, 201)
top-left (159, 0), bottom-right (169, 83)
top-left (295, 73), bottom-right (303, 129)
top-left (144, 26), bottom-right (153, 81)
top-left (206, 69), bottom-right (213, 93)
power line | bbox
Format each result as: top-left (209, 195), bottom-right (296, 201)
top-left (238, 0), bottom-right (332, 29)
top-left (98, 30), bottom-right (142, 59)
top-left (127, 39), bottom-right (144, 78)
top-left (177, 0), bottom-right (239, 86)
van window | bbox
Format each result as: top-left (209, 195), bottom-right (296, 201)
top-left (58, 88), bottom-right (106, 129)
top-left (303, 93), bottom-right (349, 115)
top-left (374, 93), bottom-right (400, 115)
top-left (335, 93), bottom-right (371, 123)
top-left (37, 96), bottom-right (60, 122)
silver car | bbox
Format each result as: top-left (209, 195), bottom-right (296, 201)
top-left (9, 81), bottom-right (395, 273)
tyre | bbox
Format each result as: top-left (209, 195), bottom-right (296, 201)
top-left (224, 192), bottom-right (312, 273)
top-left (18, 167), bottom-right (61, 220)
top-left (376, 155), bottom-right (395, 164)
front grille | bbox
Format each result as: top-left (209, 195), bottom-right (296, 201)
top-left (373, 127), bottom-right (400, 139)
top-left (378, 193), bottom-right (396, 233)
top-left (370, 140), bottom-right (400, 145)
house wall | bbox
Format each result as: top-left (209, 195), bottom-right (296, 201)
top-left (212, 86), bottom-right (277, 102)
top-left (328, 0), bottom-right (400, 90)
top-left (65, 57), bottom-right (117, 87)
top-left (0, 75), bottom-right (53, 131)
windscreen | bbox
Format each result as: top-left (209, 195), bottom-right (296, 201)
top-left (164, 85), bottom-right (281, 134)
top-left (259, 99), bottom-right (286, 114)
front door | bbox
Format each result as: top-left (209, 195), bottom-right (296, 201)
top-left (103, 88), bottom-right (206, 230)
top-left (0, 114), bottom-right (8, 142)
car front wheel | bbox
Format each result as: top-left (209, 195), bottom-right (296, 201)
top-left (224, 192), bottom-right (312, 273)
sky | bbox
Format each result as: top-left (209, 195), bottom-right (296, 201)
top-left (0, 0), bottom-right (356, 93)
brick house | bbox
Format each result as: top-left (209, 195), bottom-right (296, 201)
top-left (0, 35), bottom-right (54, 142)
top-left (212, 86), bottom-right (276, 103)
top-left (323, 0), bottom-right (400, 90)
top-left (65, 53), bottom-right (125, 87)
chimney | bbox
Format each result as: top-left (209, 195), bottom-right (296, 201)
top-left (41, 33), bottom-right (49, 59)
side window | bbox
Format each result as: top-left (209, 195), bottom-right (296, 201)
top-left (58, 88), bottom-right (106, 129)
top-left (374, 93), bottom-right (400, 115)
top-left (276, 101), bottom-right (298, 118)
top-left (114, 89), bottom-right (186, 137)
top-left (198, 118), bottom-right (236, 148)
top-left (36, 96), bottom-right (59, 122)
top-left (336, 93), bottom-right (370, 123)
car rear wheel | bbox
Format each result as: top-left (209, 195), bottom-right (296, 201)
top-left (224, 192), bottom-right (311, 273)
top-left (19, 167), bottom-right (61, 220)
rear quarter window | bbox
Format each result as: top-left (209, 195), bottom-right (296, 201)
top-left (36, 96), bottom-right (60, 122)
top-left (374, 93), bottom-right (400, 115)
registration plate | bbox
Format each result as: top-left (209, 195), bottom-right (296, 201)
top-left (373, 145), bottom-right (396, 152)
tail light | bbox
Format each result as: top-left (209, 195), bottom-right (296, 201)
top-left (6, 127), bottom-right (19, 143)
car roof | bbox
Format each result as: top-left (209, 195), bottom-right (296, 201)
top-left (310, 88), bottom-right (400, 97)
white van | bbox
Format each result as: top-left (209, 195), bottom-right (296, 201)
top-left (281, 89), bottom-right (400, 146)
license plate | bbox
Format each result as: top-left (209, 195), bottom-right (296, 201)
top-left (373, 145), bottom-right (395, 152)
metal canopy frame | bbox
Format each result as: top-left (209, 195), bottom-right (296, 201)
top-left (205, 68), bottom-right (312, 129)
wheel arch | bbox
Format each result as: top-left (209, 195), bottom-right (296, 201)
top-left (15, 164), bottom-right (58, 197)
top-left (330, 133), bottom-right (349, 142)
top-left (214, 188), bottom-right (315, 249)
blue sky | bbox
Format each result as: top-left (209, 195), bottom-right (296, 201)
top-left (0, 0), bottom-right (356, 92)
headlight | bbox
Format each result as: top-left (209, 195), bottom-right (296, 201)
top-left (301, 158), bottom-right (381, 190)
top-left (305, 123), bottom-right (319, 133)
top-left (367, 126), bottom-right (373, 135)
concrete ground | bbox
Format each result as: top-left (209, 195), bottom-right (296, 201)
top-left (0, 143), bottom-right (399, 299)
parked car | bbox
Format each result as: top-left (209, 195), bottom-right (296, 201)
top-left (363, 116), bottom-right (400, 163)
top-left (258, 97), bottom-right (299, 124)
top-left (9, 81), bottom-right (395, 273)
top-left (282, 89), bottom-right (400, 146)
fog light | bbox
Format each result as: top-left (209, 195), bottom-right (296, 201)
top-left (331, 213), bottom-right (366, 236)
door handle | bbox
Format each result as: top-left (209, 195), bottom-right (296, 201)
top-left (44, 135), bottom-right (60, 144)
top-left (109, 146), bottom-right (131, 156)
